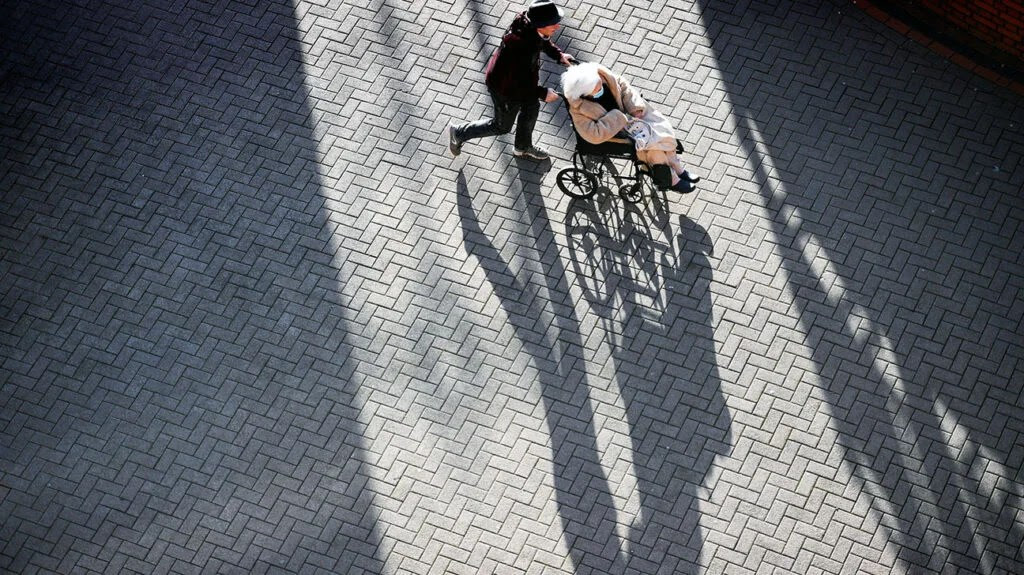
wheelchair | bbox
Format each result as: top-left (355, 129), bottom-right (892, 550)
top-left (555, 96), bottom-right (697, 204)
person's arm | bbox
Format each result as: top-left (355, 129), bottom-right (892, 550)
top-left (541, 37), bottom-right (564, 63)
top-left (536, 38), bottom-right (570, 99)
top-left (573, 106), bottom-right (631, 144)
top-left (616, 75), bottom-right (647, 117)
top-left (531, 38), bottom-right (563, 100)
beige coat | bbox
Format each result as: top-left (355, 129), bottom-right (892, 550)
top-left (566, 65), bottom-right (675, 167)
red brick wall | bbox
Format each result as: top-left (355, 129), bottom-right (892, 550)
top-left (916, 0), bottom-right (1024, 60)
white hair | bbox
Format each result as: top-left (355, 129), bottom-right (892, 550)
top-left (561, 62), bottom-right (603, 101)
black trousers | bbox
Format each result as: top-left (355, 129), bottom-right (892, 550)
top-left (454, 89), bottom-right (540, 150)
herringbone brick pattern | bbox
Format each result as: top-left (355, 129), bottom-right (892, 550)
top-left (2, 0), bottom-right (1021, 574)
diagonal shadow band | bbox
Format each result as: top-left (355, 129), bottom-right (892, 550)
top-left (0, 0), bottom-right (386, 572)
top-left (697, 0), bottom-right (1024, 572)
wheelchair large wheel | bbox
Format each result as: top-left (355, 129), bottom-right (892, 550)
top-left (556, 167), bottom-right (598, 199)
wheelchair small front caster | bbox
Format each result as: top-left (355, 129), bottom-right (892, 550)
top-left (619, 183), bottom-right (644, 204)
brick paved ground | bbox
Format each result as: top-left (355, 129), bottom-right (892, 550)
top-left (2, 0), bottom-right (1022, 574)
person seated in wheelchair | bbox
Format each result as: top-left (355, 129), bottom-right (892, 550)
top-left (561, 62), bottom-right (698, 193)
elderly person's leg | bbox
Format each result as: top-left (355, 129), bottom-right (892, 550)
top-left (643, 151), bottom-right (697, 192)
top-left (665, 154), bottom-right (686, 180)
top-left (643, 151), bottom-right (681, 184)
top-left (665, 154), bottom-right (699, 180)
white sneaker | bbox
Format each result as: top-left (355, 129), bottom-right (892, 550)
top-left (513, 146), bottom-right (550, 160)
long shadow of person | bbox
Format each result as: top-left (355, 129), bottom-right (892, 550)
top-left (565, 198), bottom-right (732, 574)
top-left (460, 154), bottom-right (731, 572)
top-left (459, 165), bottom-right (633, 574)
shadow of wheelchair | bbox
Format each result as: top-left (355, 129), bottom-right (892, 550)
top-left (563, 200), bottom-right (732, 573)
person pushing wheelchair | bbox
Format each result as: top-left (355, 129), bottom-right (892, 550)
top-left (448, 0), bottom-right (575, 161)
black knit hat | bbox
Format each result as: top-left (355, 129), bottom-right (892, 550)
top-left (527, 0), bottom-right (563, 27)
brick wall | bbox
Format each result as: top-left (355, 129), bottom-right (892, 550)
top-left (871, 0), bottom-right (1024, 83)
top-left (916, 0), bottom-right (1024, 60)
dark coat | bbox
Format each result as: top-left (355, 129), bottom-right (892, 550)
top-left (485, 13), bottom-right (564, 102)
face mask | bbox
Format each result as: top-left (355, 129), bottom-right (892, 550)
top-left (592, 85), bottom-right (604, 99)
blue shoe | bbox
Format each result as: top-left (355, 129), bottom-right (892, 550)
top-left (672, 178), bottom-right (695, 194)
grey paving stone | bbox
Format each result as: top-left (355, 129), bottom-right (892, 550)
top-left (3, 0), bottom-right (1024, 573)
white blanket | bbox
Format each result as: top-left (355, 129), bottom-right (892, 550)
top-left (624, 109), bottom-right (677, 152)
